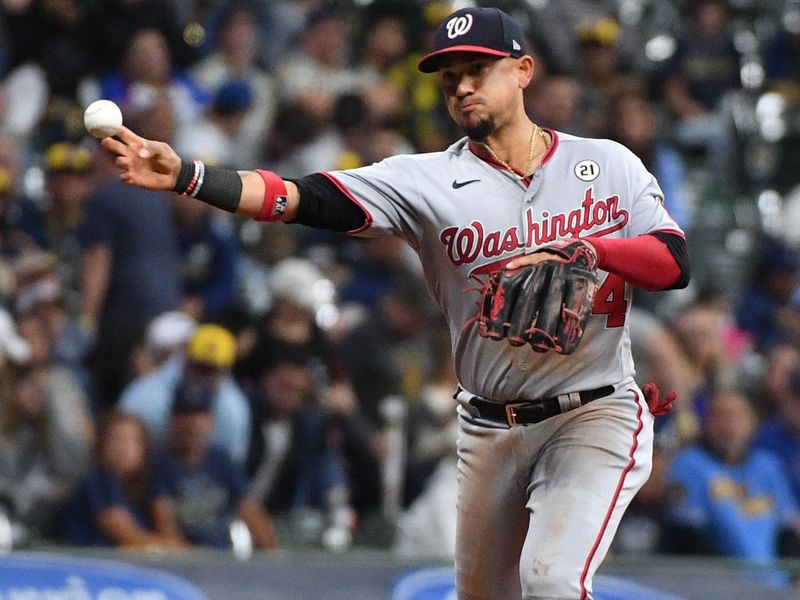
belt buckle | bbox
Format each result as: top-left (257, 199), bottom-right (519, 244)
top-left (504, 402), bottom-right (529, 427)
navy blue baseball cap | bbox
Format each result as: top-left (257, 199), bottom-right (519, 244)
top-left (418, 7), bottom-right (526, 73)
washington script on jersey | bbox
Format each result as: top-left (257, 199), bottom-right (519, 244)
top-left (439, 187), bottom-right (628, 267)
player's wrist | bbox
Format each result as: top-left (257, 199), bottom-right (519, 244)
top-left (172, 158), bottom-right (243, 214)
top-left (583, 237), bottom-right (605, 265)
top-left (172, 158), bottom-right (195, 194)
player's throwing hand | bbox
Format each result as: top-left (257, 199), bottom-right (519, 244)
top-left (101, 127), bottom-right (181, 192)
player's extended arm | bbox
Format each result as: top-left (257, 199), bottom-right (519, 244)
top-left (101, 127), bottom-right (300, 220)
top-left (102, 127), bottom-right (368, 231)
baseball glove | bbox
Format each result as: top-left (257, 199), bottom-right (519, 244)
top-left (476, 240), bottom-right (599, 354)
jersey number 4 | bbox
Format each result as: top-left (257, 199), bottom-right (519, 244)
top-left (592, 274), bottom-right (628, 327)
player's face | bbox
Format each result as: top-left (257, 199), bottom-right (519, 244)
top-left (437, 54), bottom-right (530, 139)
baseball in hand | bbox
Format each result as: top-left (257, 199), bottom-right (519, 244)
top-left (84, 99), bottom-right (123, 138)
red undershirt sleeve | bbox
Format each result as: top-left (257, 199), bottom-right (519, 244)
top-left (586, 234), bottom-right (682, 291)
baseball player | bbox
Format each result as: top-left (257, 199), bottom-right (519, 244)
top-left (100, 7), bottom-right (689, 599)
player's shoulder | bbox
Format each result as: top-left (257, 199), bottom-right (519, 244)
top-left (356, 138), bottom-right (470, 174)
top-left (387, 137), bottom-right (470, 164)
top-left (553, 131), bottom-right (640, 164)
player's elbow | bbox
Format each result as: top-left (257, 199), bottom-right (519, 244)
top-left (650, 232), bottom-right (691, 290)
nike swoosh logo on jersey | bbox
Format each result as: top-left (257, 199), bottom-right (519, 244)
top-left (452, 179), bottom-right (481, 189)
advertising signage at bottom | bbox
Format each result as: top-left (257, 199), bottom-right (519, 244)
top-left (0, 552), bottom-right (207, 600)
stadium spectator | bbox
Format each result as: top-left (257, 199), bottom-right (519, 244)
top-left (351, 5), bottom-right (411, 124)
top-left (573, 17), bottom-right (643, 137)
top-left (14, 269), bottom-right (94, 402)
top-left (82, 0), bottom-right (196, 82)
top-left (275, 2), bottom-right (376, 124)
top-left (673, 289), bottom-right (748, 422)
top-left (62, 411), bottom-right (186, 549)
top-left (170, 187), bottom-right (241, 322)
top-left (234, 256), bottom-right (341, 393)
top-left (536, 0), bottom-right (643, 75)
top-left (85, 27), bottom-right (208, 130)
top-left (246, 351), bottom-right (354, 530)
top-left (35, 141), bottom-right (97, 299)
top-left (188, 3), bottom-right (277, 167)
top-left (119, 323), bottom-right (250, 466)
top-left (661, 0), bottom-right (740, 168)
top-left (383, 2), bottom-right (460, 152)
top-left (525, 75), bottom-right (585, 137)
top-left (152, 376), bottom-right (277, 549)
top-left (735, 237), bottom-right (800, 354)
top-left (606, 91), bottom-right (693, 230)
top-left (754, 366), bottom-right (800, 505)
top-left (78, 123), bottom-right (182, 407)
top-left (174, 78), bottom-right (255, 168)
top-left (665, 389), bottom-right (800, 566)
top-left (0, 347), bottom-right (93, 540)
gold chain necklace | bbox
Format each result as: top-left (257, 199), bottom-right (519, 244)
top-left (476, 123), bottom-right (550, 179)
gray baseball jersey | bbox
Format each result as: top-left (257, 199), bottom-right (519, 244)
top-left (327, 131), bottom-right (682, 402)
top-left (327, 129), bottom-right (679, 599)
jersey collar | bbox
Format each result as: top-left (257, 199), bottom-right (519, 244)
top-left (467, 128), bottom-right (559, 184)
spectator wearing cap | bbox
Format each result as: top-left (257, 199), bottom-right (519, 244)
top-left (537, 0), bottom-right (643, 75)
top-left (119, 324), bottom-right (250, 466)
top-left (26, 142), bottom-right (97, 302)
top-left (574, 17), bottom-right (643, 137)
top-left (151, 377), bottom-right (277, 550)
top-left (174, 78), bottom-right (255, 168)
top-left (189, 3), bottom-right (277, 167)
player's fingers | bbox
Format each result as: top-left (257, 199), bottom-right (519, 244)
top-left (114, 126), bottom-right (144, 146)
top-left (137, 139), bottom-right (174, 161)
top-left (102, 137), bottom-right (129, 157)
top-left (506, 252), bottom-right (566, 270)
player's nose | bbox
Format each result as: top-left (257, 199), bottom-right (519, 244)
top-left (455, 76), bottom-right (475, 97)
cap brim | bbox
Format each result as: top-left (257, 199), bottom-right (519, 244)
top-left (417, 46), bottom-right (511, 73)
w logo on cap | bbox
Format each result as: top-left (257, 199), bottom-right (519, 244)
top-left (446, 13), bottom-right (473, 39)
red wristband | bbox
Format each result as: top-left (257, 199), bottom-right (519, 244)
top-left (254, 170), bottom-right (289, 221)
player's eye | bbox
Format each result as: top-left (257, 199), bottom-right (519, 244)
top-left (440, 71), bottom-right (458, 88)
top-left (468, 62), bottom-right (486, 76)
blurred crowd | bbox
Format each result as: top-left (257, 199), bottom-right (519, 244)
top-left (0, 0), bottom-right (800, 582)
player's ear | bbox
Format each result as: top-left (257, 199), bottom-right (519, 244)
top-left (517, 55), bottom-right (535, 89)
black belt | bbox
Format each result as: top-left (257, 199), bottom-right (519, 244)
top-left (460, 385), bottom-right (614, 426)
